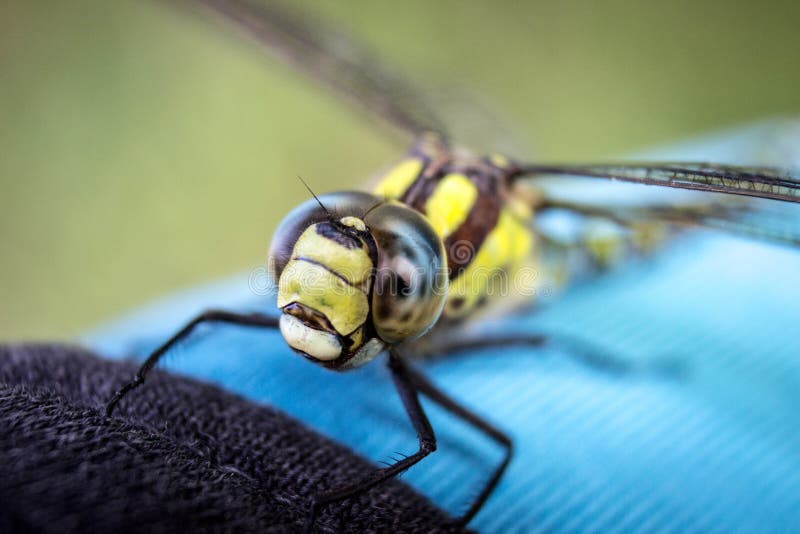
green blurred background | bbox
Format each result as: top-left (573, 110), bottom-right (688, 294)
top-left (1, 0), bottom-right (798, 340)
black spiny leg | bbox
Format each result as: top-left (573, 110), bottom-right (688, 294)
top-left (399, 332), bottom-right (683, 525)
top-left (401, 358), bottom-right (513, 526)
top-left (105, 310), bottom-right (279, 416)
top-left (305, 349), bottom-right (438, 531)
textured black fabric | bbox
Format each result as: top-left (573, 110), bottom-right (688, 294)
top-left (0, 344), bottom-right (464, 533)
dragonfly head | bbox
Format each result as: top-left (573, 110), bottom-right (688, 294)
top-left (269, 192), bottom-right (448, 370)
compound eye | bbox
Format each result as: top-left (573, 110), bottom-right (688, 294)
top-left (365, 202), bottom-right (448, 344)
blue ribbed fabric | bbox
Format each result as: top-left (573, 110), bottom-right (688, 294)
top-left (87, 119), bottom-right (800, 533)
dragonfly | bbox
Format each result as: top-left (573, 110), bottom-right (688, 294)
top-left (105, 0), bottom-right (800, 530)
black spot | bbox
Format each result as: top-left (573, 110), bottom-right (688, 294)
top-left (450, 297), bottom-right (465, 311)
top-left (316, 222), bottom-right (362, 249)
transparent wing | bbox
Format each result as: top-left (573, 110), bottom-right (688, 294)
top-left (184, 0), bottom-right (447, 139)
top-left (537, 196), bottom-right (800, 248)
top-left (516, 162), bottom-right (800, 204)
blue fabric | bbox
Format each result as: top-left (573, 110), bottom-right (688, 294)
top-left (86, 119), bottom-right (800, 533)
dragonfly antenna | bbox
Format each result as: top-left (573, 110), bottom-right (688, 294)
top-left (297, 175), bottom-right (333, 220)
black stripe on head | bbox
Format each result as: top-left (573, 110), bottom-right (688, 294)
top-left (293, 256), bottom-right (364, 290)
top-left (315, 221), bottom-right (363, 249)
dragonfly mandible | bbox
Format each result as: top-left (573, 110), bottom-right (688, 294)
top-left (104, 0), bottom-right (800, 530)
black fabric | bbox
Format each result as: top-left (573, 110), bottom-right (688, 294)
top-left (0, 344), bottom-right (464, 533)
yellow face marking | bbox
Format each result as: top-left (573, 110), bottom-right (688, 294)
top-left (279, 314), bottom-right (341, 361)
top-left (339, 216), bottom-right (366, 232)
top-left (291, 225), bottom-right (373, 287)
top-left (424, 173), bottom-right (478, 239)
top-left (277, 259), bottom-right (369, 335)
top-left (374, 158), bottom-right (424, 199)
top-left (445, 209), bottom-right (534, 317)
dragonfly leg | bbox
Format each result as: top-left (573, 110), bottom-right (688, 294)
top-left (401, 359), bottom-right (512, 526)
top-left (430, 333), bottom-right (684, 378)
top-left (305, 349), bottom-right (437, 531)
top-left (105, 309), bottom-right (279, 416)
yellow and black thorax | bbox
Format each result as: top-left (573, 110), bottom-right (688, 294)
top-left (269, 136), bottom-right (538, 370)
top-left (374, 135), bottom-right (538, 319)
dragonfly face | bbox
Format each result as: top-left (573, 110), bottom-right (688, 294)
top-left (269, 191), bottom-right (448, 370)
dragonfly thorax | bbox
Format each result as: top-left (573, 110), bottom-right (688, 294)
top-left (270, 192), bottom-right (448, 370)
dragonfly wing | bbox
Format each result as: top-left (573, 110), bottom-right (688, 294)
top-left (530, 182), bottom-right (800, 248)
top-left (696, 198), bottom-right (800, 246)
top-left (187, 0), bottom-right (447, 138)
top-left (516, 162), bottom-right (800, 204)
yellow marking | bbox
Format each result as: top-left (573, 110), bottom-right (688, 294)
top-left (424, 173), bottom-right (477, 239)
top-left (277, 260), bottom-right (369, 336)
top-left (339, 216), bottom-right (366, 232)
top-left (584, 223), bottom-right (623, 268)
top-left (630, 221), bottom-right (667, 253)
top-left (489, 153), bottom-right (510, 168)
top-left (374, 158), bottom-right (424, 199)
top-left (445, 209), bottom-right (534, 318)
top-left (587, 239), bottom-right (621, 267)
top-left (506, 195), bottom-right (534, 220)
top-left (292, 225), bottom-right (373, 287)
top-left (348, 326), bottom-right (364, 348)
